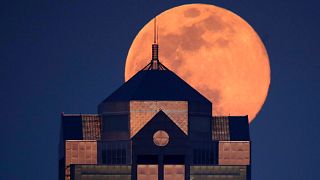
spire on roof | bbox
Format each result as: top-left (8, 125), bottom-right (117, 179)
top-left (151, 17), bottom-right (159, 69)
top-left (142, 17), bottom-right (168, 71)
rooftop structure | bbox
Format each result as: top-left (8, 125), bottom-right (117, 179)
top-left (59, 18), bottom-right (251, 180)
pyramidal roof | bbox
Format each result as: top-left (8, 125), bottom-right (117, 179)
top-left (101, 69), bottom-right (210, 103)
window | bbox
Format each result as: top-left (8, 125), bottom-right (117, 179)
top-left (137, 165), bottom-right (158, 180)
top-left (101, 141), bottom-right (130, 165)
top-left (153, 130), bottom-right (169, 147)
top-left (192, 144), bottom-right (214, 165)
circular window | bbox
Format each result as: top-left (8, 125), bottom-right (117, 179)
top-left (153, 130), bottom-right (169, 147)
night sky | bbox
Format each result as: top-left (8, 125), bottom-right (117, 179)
top-left (1, 0), bottom-right (319, 179)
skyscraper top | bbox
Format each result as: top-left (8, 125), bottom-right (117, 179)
top-left (98, 17), bottom-right (212, 107)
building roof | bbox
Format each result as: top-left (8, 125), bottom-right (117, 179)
top-left (100, 69), bottom-right (211, 104)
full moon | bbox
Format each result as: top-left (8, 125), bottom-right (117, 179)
top-left (125, 4), bottom-right (270, 123)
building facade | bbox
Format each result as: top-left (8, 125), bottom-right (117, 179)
top-left (59, 31), bottom-right (251, 180)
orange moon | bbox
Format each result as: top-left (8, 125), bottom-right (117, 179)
top-left (125, 4), bottom-right (270, 123)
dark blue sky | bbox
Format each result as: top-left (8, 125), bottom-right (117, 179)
top-left (1, 0), bottom-right (319, 179)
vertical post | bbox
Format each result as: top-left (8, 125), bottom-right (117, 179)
top-left (132, 154), bottom-right (137, 180)
top-left (159, 155), bottom-right (164, 180)
top-left (154, 17), bottom-right (157, 44)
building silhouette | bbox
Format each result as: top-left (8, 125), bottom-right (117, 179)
top-left (59, 20), bottom-right (251, 180)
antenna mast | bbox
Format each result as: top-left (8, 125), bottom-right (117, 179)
top-left (151, 17), bottom-right (159, 70)
top-left (141, 16), bottom-right (168, 71)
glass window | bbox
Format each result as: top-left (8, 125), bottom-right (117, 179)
top-left (137, 165), bottom-right (158, 180)
top-left (164, 165), bottom-right (184, 180)
top-left (101, 142), bottom-right (128, 165)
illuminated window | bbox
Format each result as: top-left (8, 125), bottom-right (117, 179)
top-left (138, 165), bottom-right (158, 180)
top-left (218, 141), bottom-right (250, 165)
top-left (153, 130), bottom-right (169, 147)
top-left (65, 140), bottom-right (97, 180)
top-left (164, 165), bottom-right (185, 180)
